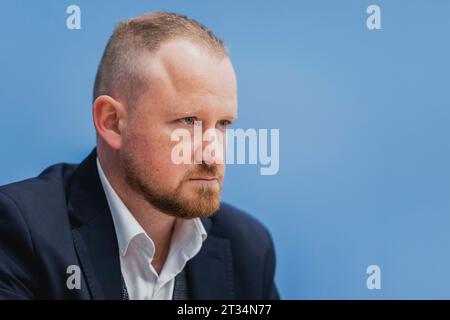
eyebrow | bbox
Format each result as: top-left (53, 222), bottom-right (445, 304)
top-left (167, 105), bottom-right (237, 120)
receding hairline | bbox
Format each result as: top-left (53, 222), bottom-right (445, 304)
top-left (93, 12), bottom-right (229, 106)
top-left (116, 38), bottom-right (232, 109)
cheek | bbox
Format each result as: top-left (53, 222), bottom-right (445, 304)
top-left (128, 125), bottom-right (188, 186)
top-left (150, 153), bottom-right (187, 185)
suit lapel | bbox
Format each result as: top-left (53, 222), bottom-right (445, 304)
top-left (67, 149), bottom-right (123, 300)
top-left (186, 218), bottom-right (235, 299)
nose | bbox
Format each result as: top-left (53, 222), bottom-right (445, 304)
top-left (193, 127), bottom-right (225, 165)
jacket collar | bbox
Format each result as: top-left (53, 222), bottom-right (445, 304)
top-left (67, 149), bottom-right (123, 299)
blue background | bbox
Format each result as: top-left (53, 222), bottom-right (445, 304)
top-left (1, 0), bottom-right (450, 299)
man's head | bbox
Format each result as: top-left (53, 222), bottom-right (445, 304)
top-left (93, 12), bottom-right (238, 219)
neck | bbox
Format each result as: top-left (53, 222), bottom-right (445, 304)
top-left (98, 153), bottom-right (176, 274)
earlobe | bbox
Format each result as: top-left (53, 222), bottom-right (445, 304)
top-left (93, 95), bottom-right (124, 150)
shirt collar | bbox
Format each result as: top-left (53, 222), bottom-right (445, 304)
top-left (96, 158), bottom-right (207, 258)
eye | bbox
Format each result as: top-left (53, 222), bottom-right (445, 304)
top-left (218, 120), bottom-right (232, 129)
top-left (180, 117), bottom-right (197, 125)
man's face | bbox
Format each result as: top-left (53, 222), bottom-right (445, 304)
top-left (120, 39), bottom-right (237, 219)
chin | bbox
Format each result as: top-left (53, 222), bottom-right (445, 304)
top-left (178, 196), bottom-right (221, 219)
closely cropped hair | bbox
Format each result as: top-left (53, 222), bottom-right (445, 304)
top-left (93, 12), bottom-right (228, 107)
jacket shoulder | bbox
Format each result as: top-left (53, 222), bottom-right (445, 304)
top-left (210, 202), bottom-right (274, 250)
top-left (0, 163), bottom-right (77, 202)
top-left (0, 163), bottom-right (78, 223)
top-left (0, 162), bottom-right (80, 299)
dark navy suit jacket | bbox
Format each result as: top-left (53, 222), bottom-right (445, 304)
top-left (0, 150), bottom-right (279, 300)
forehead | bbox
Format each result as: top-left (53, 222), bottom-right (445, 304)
top-left (136, 39), bottom-right (237, 116)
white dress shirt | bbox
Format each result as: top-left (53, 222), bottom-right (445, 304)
top-left (96, 158), bottom-right (207, 300)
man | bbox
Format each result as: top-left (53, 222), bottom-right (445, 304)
top-left (0, 12), bottom-right (279, 300)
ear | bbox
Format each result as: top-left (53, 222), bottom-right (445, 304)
top-left (93, 95), bottom-right (126, 150)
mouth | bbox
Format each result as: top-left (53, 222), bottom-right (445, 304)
top-left (189, 177), bottom-right (218, 181)
top-left (185, 176), bottom-right (221, 192)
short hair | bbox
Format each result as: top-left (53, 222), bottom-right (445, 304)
top-left (93, 12), bottom-right (228, 107)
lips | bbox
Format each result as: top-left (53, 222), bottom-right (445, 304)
top-left (189, 177), bottom-right (217, 181)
